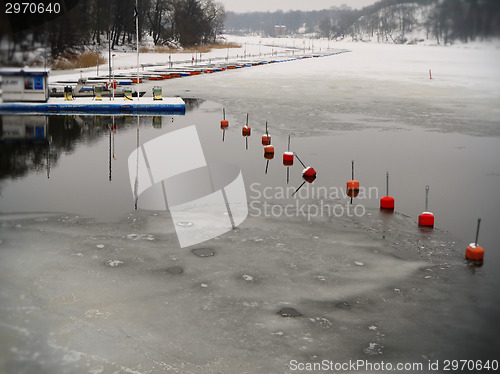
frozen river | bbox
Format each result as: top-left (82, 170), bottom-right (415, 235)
top-left (1, 38), bottom-right (499, 373)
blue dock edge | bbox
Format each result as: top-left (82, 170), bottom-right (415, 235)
top-left (0, 100), bottom-right (186, 115)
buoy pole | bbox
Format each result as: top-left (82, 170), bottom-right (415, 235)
top-left (352, 160), bottom-right (355, 180)
top-left (265, 160), bottom-right (270, 174)
top-left (292, 181), bottom-right (306, 197)
top-left (134, 116), bottom-right (139, 210)
top-left (246, 113), bottom-right (249, 150)
top-left (386, 171), bottom-right (389, 196)
top-left (262, 121), bottom-right (271, 145)
top-left (429, 69), bottom-right (432, 80)
top-left (112, 115), bottom-right (117, 159)
top-left (135, 0), bottom-right (140, 102)
top-left (295, 153), bottom-right (306, 168)
top-left (108, 127), bottom-right (112, 181)
top-left (475, 218), bottom-right (481, 246)
top-left (286, 135), bottom-right (291, 184)
top-left (425, 185), bottom-right (429, 211)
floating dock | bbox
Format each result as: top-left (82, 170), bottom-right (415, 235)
top-left (0, 97), bottom-right (186, 115)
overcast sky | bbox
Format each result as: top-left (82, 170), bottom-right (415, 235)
top-left (220, 0), bottom-right (378, 13)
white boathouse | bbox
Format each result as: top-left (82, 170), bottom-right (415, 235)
top-left (0, 68), bottom-right (49, 102)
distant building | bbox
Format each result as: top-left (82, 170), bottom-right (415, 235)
top-left (0, 68), bottom-right (49, 102)
top-left (274, 25), bottom-right (286, 36)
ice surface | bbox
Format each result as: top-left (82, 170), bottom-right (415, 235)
top-left (1, 209), bottom-right (499, 373)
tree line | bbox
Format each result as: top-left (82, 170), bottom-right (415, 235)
top-left (225, 0), bottom-right (500, 44)
top-left (1, 0), bottom-right (226, 63)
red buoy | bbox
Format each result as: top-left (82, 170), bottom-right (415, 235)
top-left (347, 160), bottom-right (359, 191)
top-left (380, 171), bottom-right (395, 210)
top-left (303, 174), bottom-right (316, 183)
top-left (283, 152), bottom-right (294, 166)
top-left (303, 166), bottom-right (317, 178)
top-left (466, 218), bottom-right (484, 262)
top-left (418, 212), bottom-right (434, 227)
top-left (380, 196), bottom-right (395, 210)
top-left (418, 185), bottom-right (434, 227)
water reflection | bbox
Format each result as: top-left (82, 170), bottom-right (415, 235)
top-left (0, 99), bottom-right (206, 183)
top-left (1, 115), bottom-right (52, 180)
top-left (0, 100), bottom-right (216, 220)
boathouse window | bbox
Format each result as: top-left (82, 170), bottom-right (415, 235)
top-left (34, 76), bottom-right (44, 89)
top-left (24, 75), bottom-right (44, 90)
top-left (24, 77), bottom-right (33, 90)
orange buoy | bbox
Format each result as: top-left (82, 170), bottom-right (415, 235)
top-left (380, 171), bottom-right (395, 210)
top-left (347, 180), bottom-right (359, 190)
top-left (347, 160), bottom-right (359, 191)
top-left (465, 218), bottom-right (485, 261)
top-left (264, 145), bottom-right (275, 155)
top-left (418, 185), bottom-right (434, 227)
top-left (466, 243), bottom-right (485, 261)
top-left (221, 108), bottom-right (229, 129)
top-left (242, 113), bottom-right (251, 136)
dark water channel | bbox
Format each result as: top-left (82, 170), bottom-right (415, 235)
top-left (1, 99), bottom-right (499, 271)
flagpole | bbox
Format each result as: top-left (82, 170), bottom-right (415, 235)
top-left (135, 0), bottom-right (140, 101)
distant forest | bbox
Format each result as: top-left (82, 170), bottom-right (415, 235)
top-left (1, 0), bottom-right (499, 66)
top-left (1, 0), bottom-right (226, 63)
top-left (226, 0), bottom-right (500, 44)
